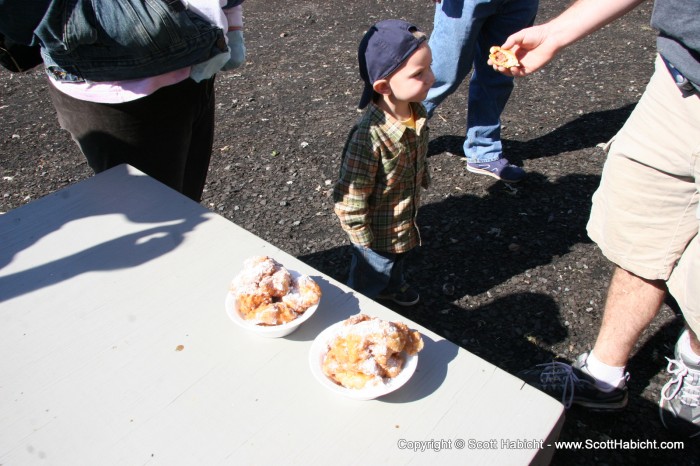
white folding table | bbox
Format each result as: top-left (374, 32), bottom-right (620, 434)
top-left (0, 165), bottom-right (564, 465)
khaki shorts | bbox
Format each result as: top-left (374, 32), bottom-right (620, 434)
top-left (587, 55), bottom-right (700, 334)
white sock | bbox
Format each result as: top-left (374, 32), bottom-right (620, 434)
top-left (585, 351), bottom-right (627, 392)
top-left (677, 329), bottom-right (700, 365)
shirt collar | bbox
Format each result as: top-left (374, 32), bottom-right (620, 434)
top-left (367, 101), bottom-right (428, 142)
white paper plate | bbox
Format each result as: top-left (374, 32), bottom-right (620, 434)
top-left (308, 320), bottom-right (418, 400)
top-left (225, 271), bottom-right (319, 338)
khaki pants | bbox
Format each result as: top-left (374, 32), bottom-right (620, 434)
top-left (587, 55), bottom-right (700, 334)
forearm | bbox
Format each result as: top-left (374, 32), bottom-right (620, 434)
top-left (333, 171), bottom-right (375, 247)
top-left (499, 0), bottom-right (649, 76)
top-left (334, 201), bottom-right (373, 247)
top-left (546, 0), bottom-right (647, 49)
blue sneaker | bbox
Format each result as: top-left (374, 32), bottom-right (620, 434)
top-left (467, 158), bottom-right (526, 183)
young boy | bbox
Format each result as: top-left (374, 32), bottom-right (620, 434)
top-left (333, 20), bottom-right (434, 306)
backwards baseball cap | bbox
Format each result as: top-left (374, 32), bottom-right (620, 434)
top-left (357, 19), bottom-right (427, 109)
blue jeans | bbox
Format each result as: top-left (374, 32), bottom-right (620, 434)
top-left (423, 0), bottom-right (538, 163)
top-left (347, 245), bottom-right (408, 299)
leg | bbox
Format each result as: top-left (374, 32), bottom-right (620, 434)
top-left (386, 251), bottom-right (407, 292)
top-left (591, 266), bottom-right (666, 367)
top-left (181, 76), bottom-right (216, 201)
top-left (465, 0), bottom-right (538, 164)
top-left (588, 54), bottom-right (699, 368)
top-left (48, 77), bottom-right (215, 201)
top-left (346, 245), bottom-right (395, 299)
top-left (423, 0), bottom-right (487, 116)
top-left (519, 57), bottom-right (699, 412)
top-left (379, 251), bottom-right (420, 306)
top-left (690, 328), bottom-right (700, 355)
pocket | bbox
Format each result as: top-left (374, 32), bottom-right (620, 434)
top-left (381, 149), bottom-right (408, 186)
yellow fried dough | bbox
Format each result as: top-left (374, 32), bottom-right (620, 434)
top-left (489, 46), bottom-right (519, 68)
top-left (322, 314), bottom-right (424, 389)
top-left (230, 256), bottom-right (321, 325)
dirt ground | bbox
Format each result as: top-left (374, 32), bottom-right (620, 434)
top-left (1, 1), bottom-right (698, 464)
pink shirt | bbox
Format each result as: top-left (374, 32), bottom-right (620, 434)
top-left (48, 67), bottom-right (192, 104)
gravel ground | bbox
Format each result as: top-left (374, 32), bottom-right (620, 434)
top-left (1, 1), bottom-right (698, 464)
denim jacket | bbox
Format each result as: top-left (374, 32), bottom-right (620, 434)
top-left (1, 0), bottom-right (240, 82)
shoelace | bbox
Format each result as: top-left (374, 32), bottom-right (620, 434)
top-left (660, 357), bottom-right (700, 408)
top-left (536, 361), bottom-right (581, 409)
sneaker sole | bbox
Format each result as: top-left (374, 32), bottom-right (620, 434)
top-left (573, 397), bottom-right (628, 411)
top-left (466, 164), bottom-right (523, 183)
top-left (378, 295), bottom-right (420, 306)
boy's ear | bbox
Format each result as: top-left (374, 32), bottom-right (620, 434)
top-left (372, 79), bottom-right (391, 96)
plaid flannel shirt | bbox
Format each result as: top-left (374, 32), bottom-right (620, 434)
top-left (333, 102), bottom-right (430, 253)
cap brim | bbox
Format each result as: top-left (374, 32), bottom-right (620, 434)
top-left (358, 82), bottom-right (373, 109)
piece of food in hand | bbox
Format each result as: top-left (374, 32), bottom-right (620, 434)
top-left (322, 314), bottom-right (424, 389)
top-left (230, 256), bottom-right (321, 325)
top-left (489, 46), bottom-right (519, 68)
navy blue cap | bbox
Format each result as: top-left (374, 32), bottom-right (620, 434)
top-left (357, 19), bottom-right (426, 109)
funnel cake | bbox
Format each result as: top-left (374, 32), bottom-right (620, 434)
top-left (488, 46), bottom-right (519, 68)
top-left (322, 314), bottom-right (423, 389)
top-left (230, 256), bottom-right (321, 325)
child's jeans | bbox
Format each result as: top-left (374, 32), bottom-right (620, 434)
top-left (347, 244), bottom-right (408, 298)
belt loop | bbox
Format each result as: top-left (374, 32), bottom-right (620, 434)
top-left (161, 0), bottom-right (187, 12)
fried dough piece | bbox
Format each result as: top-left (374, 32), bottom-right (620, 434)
top-left (258, 268), bottom-right (292, 298)
top-left (236, 291), bottom-right (272, 319)
top-left (393, 321), bottom-right (424, 355)
top-left (489, 46), bottom-right (519, 68)
top-left (255, 302), bottom-right (299, 325)
top-left (282, 275), bottom-right (322, 311)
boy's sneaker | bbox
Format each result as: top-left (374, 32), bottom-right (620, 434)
top-left (659, 331), bottom-right (700, 438)
top-left (378, 283), bottom-right (419, 306)
top-left (466, 158), bottom-right (526, 183)
top-left (517, 353), bottom-right (628, 410)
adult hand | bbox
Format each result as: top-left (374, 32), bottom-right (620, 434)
top-left (488, 23), bottom-right (560, 77)
top-left (488, 0), bottom-right (645, 78)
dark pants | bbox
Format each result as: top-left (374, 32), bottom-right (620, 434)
top-left (47, 77), bottom-right (216, 202)
top-left (346, 244), bottom-right (408, 299)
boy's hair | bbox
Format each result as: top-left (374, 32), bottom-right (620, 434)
top-left (357, 20), bottom-right (427, 109)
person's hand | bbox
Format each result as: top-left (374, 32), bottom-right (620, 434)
top-left (222, 29), bottom-right (246, 70)
top-left (488, 24), bottom-right (560, 77)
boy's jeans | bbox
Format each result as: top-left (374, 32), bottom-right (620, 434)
top-left (423, 0), bottom-right (538, 164)
top-left (347, 245), bottom-right (408, 299)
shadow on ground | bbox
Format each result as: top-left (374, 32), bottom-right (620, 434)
top-left (428, 104), bottom-right (636, 162)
